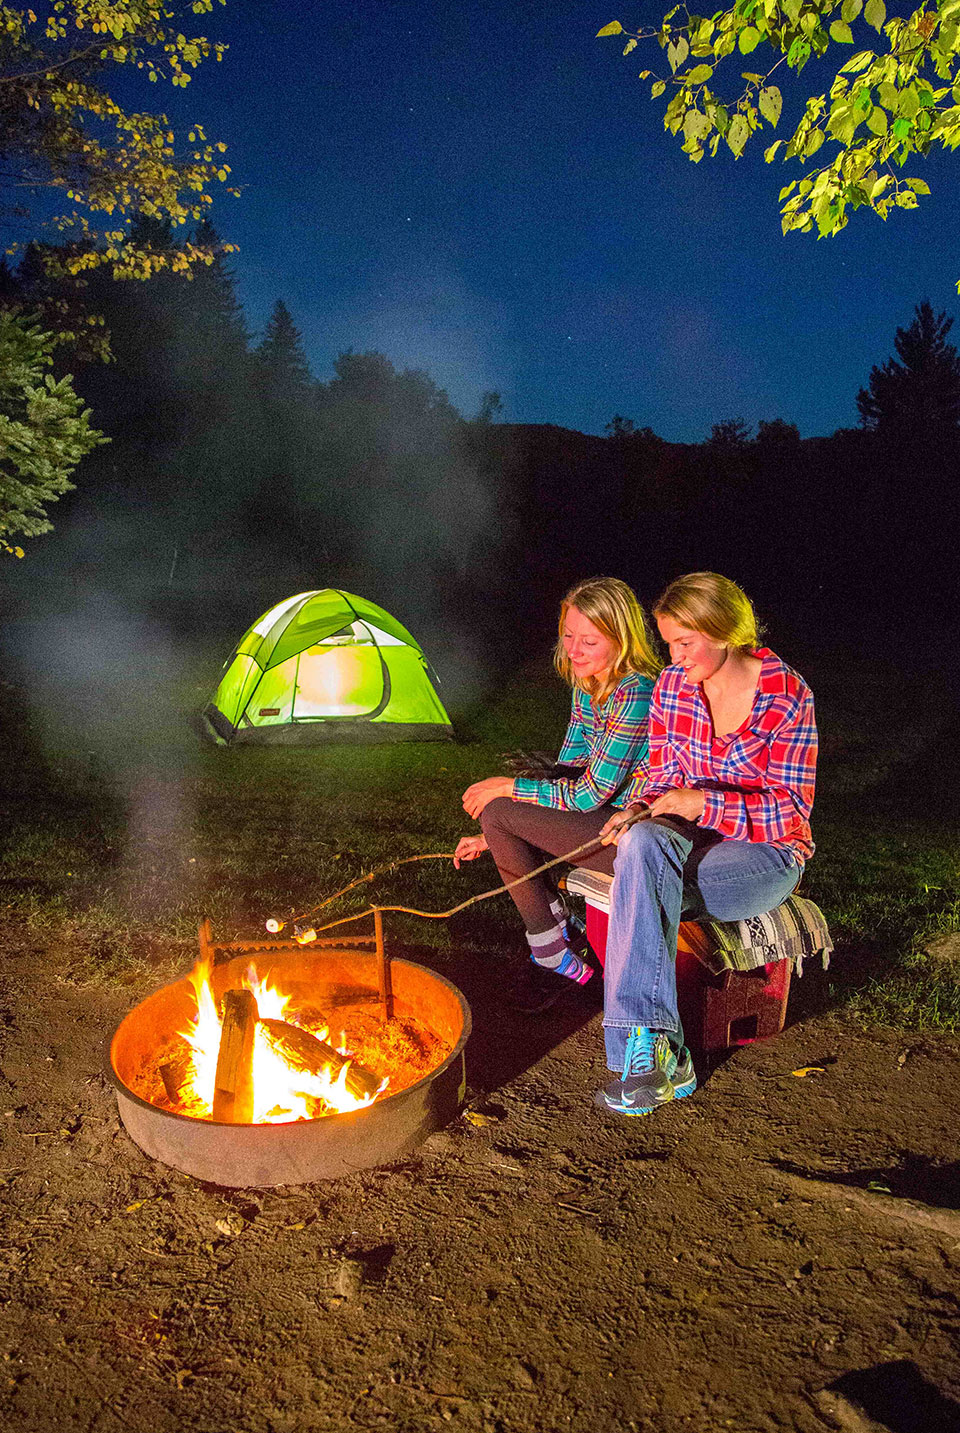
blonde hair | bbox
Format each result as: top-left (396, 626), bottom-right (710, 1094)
top-left (553, 576), bottom-right (661, 703)
top-left (653, 572), bottom-right (760, 653)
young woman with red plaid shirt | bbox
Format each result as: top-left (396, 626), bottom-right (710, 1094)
top-left (453, 576), bottom-right (661, 1013)
top-left (597, 571), bottom-right (817, 1117)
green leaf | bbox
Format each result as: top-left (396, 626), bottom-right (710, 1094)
top-left (877, 82), bottom-right (899, 107)
top-left (597, 20), bottom-right (624, 36)
top-left (738, 26), bottom-right (762, 54)
top-left (759, 85), bottom-right (782, 125)
top-left (841, 0), bottom-right (863, 19)
top-left (726, 113), bottom-right (750, 155)
top-left (866, 106), bottom-right (888, 135)
top-left (623, 37), bottom-right (638, 54)
top-left (667, 36), bottom-right (690, 71)
top-left (828, 104), bottom-right (857, 142)
top-left (787, 36), bottom-right (811, 68)
top-left (892, 116), bottom-right (912, 138)
top-left (864, 0), bottom-right (886, 31)
top-left (829, 20), bottom-right (854, 42)
top-left (840, 50), bottom-right (874, 74)
top-left (651, 79), bottom-right (667, 97)
top-left (783, 0), bottom-right (802, 25)
top-left (778, 180), bottom-right (797, 200)
top-left (765, 139), bottom-right (783, 160)
top-left (905, 177), bottom-right (931, 193)
top-left (687, 63), bottom-right (714, 82)
top-left (683, 108), bottom-right (712, 143)
top-left (804, 128), bottom-right (826, 156)
top-left (899, 87), bottom-right (920, 119)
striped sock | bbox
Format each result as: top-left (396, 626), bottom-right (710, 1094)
top-left (548, 897), bottom-right (589, 958)
top-left (527, 925), bottom-right (593, 986)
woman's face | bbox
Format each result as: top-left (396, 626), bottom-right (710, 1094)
top-left (562, 605), bottom-right (617, 682)
top-left (656, 614), bottom-right (727, 685)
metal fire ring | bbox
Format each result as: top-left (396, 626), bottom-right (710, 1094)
top-left (106, 949), bottom-right (471, 1188)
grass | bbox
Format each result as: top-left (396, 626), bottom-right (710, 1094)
top-left (1, 640), bottom-right (959, 1028)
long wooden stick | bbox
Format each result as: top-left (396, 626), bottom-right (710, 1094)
top-left (309, 810), bottom-right (649, 934)
top-left (292, 852), bottom-right (457, 924)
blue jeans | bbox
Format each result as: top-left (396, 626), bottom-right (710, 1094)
top-left (603, 818), bottom-right (800, 1069)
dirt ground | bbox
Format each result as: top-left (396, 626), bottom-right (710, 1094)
top-left (2, 933), bottom-right (960, 1433)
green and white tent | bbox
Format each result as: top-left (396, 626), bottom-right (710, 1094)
top-left (201, 589), bottom-right (453, 745)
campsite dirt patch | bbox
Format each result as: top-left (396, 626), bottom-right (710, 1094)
top-left (2, 932), bottom-right (960, 1433)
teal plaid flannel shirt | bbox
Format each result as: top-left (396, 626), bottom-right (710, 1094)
top-left (512, 672), bottom-right (654, 812)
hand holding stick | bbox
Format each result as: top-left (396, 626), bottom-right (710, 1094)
top-left (599, 803), bottom-right (650, 846)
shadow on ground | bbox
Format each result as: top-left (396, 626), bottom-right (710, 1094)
top-left (772, 1154), bottom-right (960, 1210)
top-left (822, 1359), bottom-right (960, 1433)
top-left (388, 938), bottom-right (602, 1094)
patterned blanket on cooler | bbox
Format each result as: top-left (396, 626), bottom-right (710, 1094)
top-left (561, 868), bottom-right (832, 977)
top-left (692, 895), bottom-right (833, 976)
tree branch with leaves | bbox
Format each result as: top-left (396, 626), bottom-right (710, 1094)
top-left (0, 0), bottom-right (239, 298)
top-left (599, 1), bottom-right (960, 251)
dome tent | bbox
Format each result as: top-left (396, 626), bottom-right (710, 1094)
top-left (201, 589), bottom-right (453, 745)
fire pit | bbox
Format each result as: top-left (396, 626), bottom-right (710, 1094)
top-left (107, 920), bottom-right (471, 1187)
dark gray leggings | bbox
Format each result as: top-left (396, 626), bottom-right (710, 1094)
top-left (479, 796), bottom-right (617, 935)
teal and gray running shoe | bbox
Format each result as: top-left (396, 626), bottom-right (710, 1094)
top-left (670, 1044), bottom-right (698, 1100)
top-left (599, 1027), bottom-right (676, 1117)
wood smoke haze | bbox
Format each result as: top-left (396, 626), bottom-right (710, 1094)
top-left (4, 584), bottom-right (200, 899)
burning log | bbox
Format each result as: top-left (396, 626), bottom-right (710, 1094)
top-left (260, 1017), bottom-right (381, 1101)
top-left (212, 988), bottom-right (259, 1123)
top-left (159, 1057), bottom-right (189, 1105)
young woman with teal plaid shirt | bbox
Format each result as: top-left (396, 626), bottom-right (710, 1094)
top-left (453, 576), bottom-right (661, 1012)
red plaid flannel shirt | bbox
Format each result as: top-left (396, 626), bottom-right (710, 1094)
top-left (625, 648), bottom-right (817, 862)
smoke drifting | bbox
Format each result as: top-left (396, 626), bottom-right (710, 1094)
top-left (3, 577), bottom-right (200, 916)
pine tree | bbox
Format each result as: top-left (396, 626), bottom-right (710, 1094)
top-left (856, 301), bottom-right (960, 441)
top-left (255, 300), bottom-right (312, 398)
top-left (0, 312), bottom-right (106, 555)
top-left (188, 221), bottom-right (251, 364)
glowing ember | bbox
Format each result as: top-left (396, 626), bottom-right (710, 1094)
top-left (177, 956), bottom-right (386, 1123)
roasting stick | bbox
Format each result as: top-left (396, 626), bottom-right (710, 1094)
top-left (292, 852), bottom-right (459, 924)
top-left (301, 806), bottom-right (649, 935)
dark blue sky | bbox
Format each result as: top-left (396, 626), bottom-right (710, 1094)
top-left (175, 0), bottom-right (959, 441)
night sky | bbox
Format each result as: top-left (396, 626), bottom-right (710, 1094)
top-left (164, 0), bottom-right (960, 441)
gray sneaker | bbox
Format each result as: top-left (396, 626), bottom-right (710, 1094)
top-left (671, 1045), bottom-right (698, 1099)
top-left (599, 1027), bottom-right (676, 1117)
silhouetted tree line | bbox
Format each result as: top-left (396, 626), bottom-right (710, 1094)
top-left (3, 227), bottom-right (958, 656)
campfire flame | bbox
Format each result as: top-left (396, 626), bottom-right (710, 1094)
top-left (178, 957), bottom-right (386, 1123)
